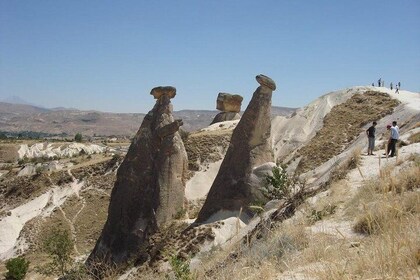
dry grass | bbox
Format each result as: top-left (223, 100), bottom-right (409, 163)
top-left (408, 131), bottom-right (420, 143)
top-left (296, 91), bottom-right (399, 173)
top-left (190, 153), bottom-right (420, 280)
top-left (287, 163), bottom-right (420, 280)
top-left (313, 204), bottom-right (420, 279)
top-left (353, 192), bottom-right (419, 235)
top-left (352, 163), bottom-right (420, 236)
top-left (377, 164), bottom-right (420, 193)
top-left (195, 222), bottom-right (309, 280)
top-left (329, 147), bottom-right (362, 183)
top-left (311, 163), bottom-right (420, 279)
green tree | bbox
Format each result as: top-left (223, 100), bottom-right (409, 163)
top-left (263, 165), bottom-right (291, 199)
top-left (5, 256), bottom-right (30, 280)
top-left (74, 133), bottom-right (83, 142)
top-left (41, 228), bottom-right (74, 277)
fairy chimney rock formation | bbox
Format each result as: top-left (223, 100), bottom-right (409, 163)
top-left (211, 93), bottom-right (243, 124)
top-left (196, 74), bottom-right (276, 223)
top-left (88, 86), bottom-right (188, 264)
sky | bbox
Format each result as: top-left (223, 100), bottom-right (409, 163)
top-left (1, 0), bottom-right (419, 113)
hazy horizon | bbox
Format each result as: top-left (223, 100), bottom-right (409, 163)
top-left (0, 94), bottom-right (299, 114)
top-left (1, 1), bottom-right (419, 113)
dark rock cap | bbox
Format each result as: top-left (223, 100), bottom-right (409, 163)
top-left (216, 93), bottom-right (243, 112)
top-left (150, 86), bottom-right (176, 99)
top-left (256, 74), bottom-right (276, 91)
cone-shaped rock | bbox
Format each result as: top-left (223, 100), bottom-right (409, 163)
top-left (195, 75), bottom-right (276, 223)
top-left (88, 86), bottom-right (188, 264)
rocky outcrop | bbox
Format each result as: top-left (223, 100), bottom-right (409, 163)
top-left (88, 86), bottom-right (188, 264)
top-left (211, 93), bottom-right (243, 124)
top-left (195, 75), bottom-right (276, 223)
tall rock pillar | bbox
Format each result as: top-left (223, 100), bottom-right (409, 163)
top-left (195, 75), bottom-right (276, 223)
top-left (88, 86), bottom-right (188, 264)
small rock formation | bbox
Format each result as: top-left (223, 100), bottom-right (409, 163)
top-left (210, 93), bottom-right (243, 124)
top-left (195, 75), bottom-right (276, 223)
top-left (88, 86), bottom-right (188, 264)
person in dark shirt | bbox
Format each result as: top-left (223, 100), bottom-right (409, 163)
top-left (366, 121), bottom-right (377, 155)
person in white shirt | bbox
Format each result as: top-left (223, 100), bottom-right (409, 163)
top-left (388, 121), bottom-right (399, 157)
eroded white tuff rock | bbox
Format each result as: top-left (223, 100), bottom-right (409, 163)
top-left (195, 74), bottom-right (276, 223)
top-left (88, 86), bottom-right (188, 264)
top-left (18, 143), bottom-right (107, 159)
top-left (211, 93), bottom-right (243, 124)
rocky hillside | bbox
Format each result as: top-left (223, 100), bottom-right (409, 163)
top-left (0, 86), bottom-right (418, 279)
top-left (0, 102), bottom-right (295, 136)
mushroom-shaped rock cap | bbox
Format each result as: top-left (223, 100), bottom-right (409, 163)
top-left (256, 74), bottom-right (276, 91)
top-left (150, 86), bottom-right (176, 99)
top-left (216, 93), bottom-right (243, 112)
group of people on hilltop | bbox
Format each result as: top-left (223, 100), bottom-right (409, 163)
top-left (366, 121), bottom-right (399, 157)
top-left (372, 78), bottom-right (401, 94)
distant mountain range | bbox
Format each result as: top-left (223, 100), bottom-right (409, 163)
top-left (0, 101), bottom-right (296, 136)
top-left (0, 96), bottom-right (38, 106)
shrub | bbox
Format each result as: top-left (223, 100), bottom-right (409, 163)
top-left (169, 254), bottom-right (193, 280)
top-left (263, 165), bottom-right (290, 200)
top-left (306, 204), bottom-right (337, 224)
top-left (39, 228), bottom-right (74, 277)
top-left (74, 133), bottom-right (83, 143)
top-left (5, 257), bottom-right (30, 280)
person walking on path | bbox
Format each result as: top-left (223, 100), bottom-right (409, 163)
top-left (378, 78), bottom-right (381, 87)
top-left (388, 121), bottom-right (399, 157)
top-left (395, 84), bottom-right (400, 94)
top-left (366, 121), bottom-right (377, 155)
top-left (390, 82), bottom-right (393, 90)
top-left (398, 81), bottom-right (401, 89)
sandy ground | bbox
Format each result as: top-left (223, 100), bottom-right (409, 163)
top-left (185, 159), bottom-right (222, 201)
